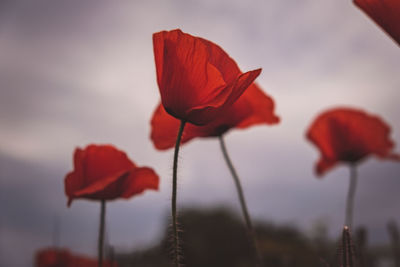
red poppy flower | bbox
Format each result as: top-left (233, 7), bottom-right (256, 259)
top-left (150, 82), bottom-right (279, 150)
top-left (35, 248), bottom-right (117, 267)
top-left (306, 107), bottom-right (400, 176)
top-left (35, 248), bottom-right (70, 267)
top-left (65, 144), bottom-right (159, 206)
top-left (153, 29), bottom-right (262, 126)
top-left (354, 0), bottom-right (400, 45)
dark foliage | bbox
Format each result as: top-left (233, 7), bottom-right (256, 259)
top-left (112, 207), bottom-right (334, 267)
top-left (109, 208), bottom-right (398, 267)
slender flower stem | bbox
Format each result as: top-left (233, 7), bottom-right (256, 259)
top-left (345, 165), bottom-right (357, 229)
top-left (98, 199), bottom-right (106, 267)
top-left (341, 226), bottom-right (356, 267)
top-left (172, 120), bottom-right (186, 267)
top-left (218, 135), bottom-right (263, 267)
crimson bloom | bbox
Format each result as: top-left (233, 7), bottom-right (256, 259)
top-left (151, 82), bottom-right (280, 149)
top-left (307, 107), bottom-right (399, 228)
top-left (354, 0), bottom-right (400, 45)
top-left (151, 30), bottom-right (279, 266)
top-left (153, 29), bottom-right (264, 266)
top-left (307, 107), bottom-right (400, 176)
top-left (35, 248), bottom-right (117, 267)
top-left (153, 29), bottom-right (262, 125)
top-left (65, 144), bottom-right (159, 206)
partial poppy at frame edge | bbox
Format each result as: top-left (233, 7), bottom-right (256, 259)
top-left (35, 247), bottom-right (118, 267)
top-left (306, 107), bottom-right (400, 176)
top-left (150, 82), bottom-right (280, 150)
top-left (153, 29), bottom-right (262, 125)
top-left (65, 144), bottom-right (159, 206)
top-left (353, 0), bottom-right (400, 46)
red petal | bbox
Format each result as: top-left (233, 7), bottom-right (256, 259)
top-left (354, 0), bottom-right (400, 45)
top-left (64, 148), bottom-right (86, 206)
top-left (70, 170), bottom-right (129, 201)
top-left (153, 29), bottom-right (227, 119)
top-left (235, 83), bottom-right (280, 128)
top-left (153, 29), bottom-right (262, 125)
top-left (186, 68), bottom-right (261, 125)
top-left (150, 103), bottom-right (199, 150)
top-left (389, 153), bottom-right (400, 160)
top-left (150, 103), bottom-right (181, 150)
top-left (35, 248), bottom-right (118, 267)
top-left (82, 145), bottom-right (135, 185)
top-left (198, 37), bottom-right (241, 82)
top-left (150, 82), bottom-right (279, 150)
top-left (69, 254), bottom-right (117, 267)
top-left (316, 158), bottom-right (337, 177)
top-left (64, 144), bottom-right (158, 205)
top-left (35, 248), bottom-right (71, 267)
top-left (121, 167), bottom-right (159, 198)
top-left (65, 172), bottom-right (79, 207)
top-left (307, 107), bottom-right (399, 176)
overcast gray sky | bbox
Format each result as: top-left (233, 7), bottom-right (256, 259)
top-left (1, 0), bottom-right (400, 266)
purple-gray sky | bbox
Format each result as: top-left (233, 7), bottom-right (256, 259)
top-left (1, 0), bottom-right (400, 266)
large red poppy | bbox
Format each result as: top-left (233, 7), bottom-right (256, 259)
top-left (354, 0), bottom-right (400, 45)
top-left (35, 248), bottom-right (117, 267)
top-left (65, 144), bottom-right (159, 206)
top-left (306, 107), bottom-right (400, 176)
top-left (150, 82), bottom-right (279, 150)
top-left (153, 29), bottom-right (262, 126)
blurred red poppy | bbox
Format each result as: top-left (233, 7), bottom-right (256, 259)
top-left (151, 82), bottom-right (279, 150)
top-left (35, 248), bottom-right (70, 267)
top-left (153, 29), bottom-right (261, 126)
top-left (65, 144), bottom-right (159, 206)
top-left (35, 248), bottom-right (117, 267)
top-left (354, 0), bottom-right (400, 45)
top-left (307, 107), bottom-right (400, 176)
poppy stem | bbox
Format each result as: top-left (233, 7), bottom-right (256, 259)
top-left (172, 120), bottom-right (186, 267)
top-left (341, 226), bottom-right (356, 267)
top-left (218, 135), bottom-right (263, 267)
top-left (345, 165), bottom-right (358, 229)
top-left (98, 199), bottom-right (106, 267)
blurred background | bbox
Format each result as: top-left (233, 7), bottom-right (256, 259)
top-left (0, 0), bottom-right (399, 266)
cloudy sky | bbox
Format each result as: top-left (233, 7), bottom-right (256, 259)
top-left (1, 0), bottom-right (399, 266)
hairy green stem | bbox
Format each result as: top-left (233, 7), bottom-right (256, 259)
top-left (219, 135), bottom-right (263, 267)
top-left (341, 226), bottom-right (355, 267)
top-left (172, 120), bottom-right (186, 267)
